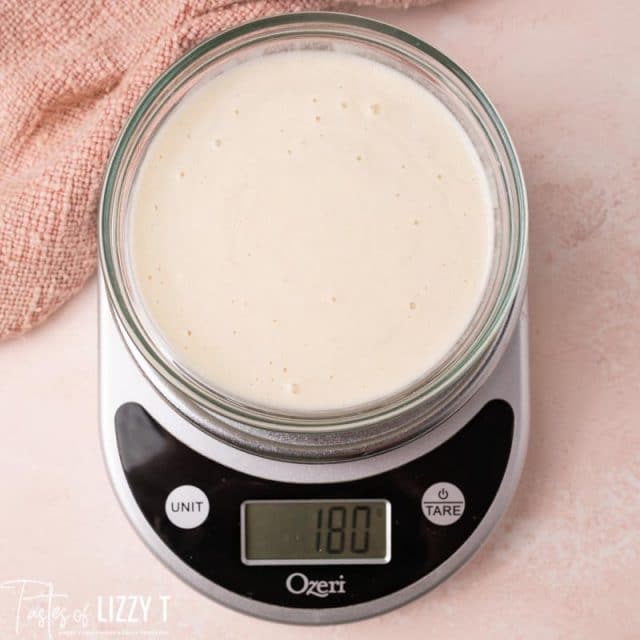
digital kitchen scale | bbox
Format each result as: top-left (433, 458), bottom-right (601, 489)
top-left (99, 284), bottom-right (528, 624)
top-left (98, 13), bottom-right (529, 625)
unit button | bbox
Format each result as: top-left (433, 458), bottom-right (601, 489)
top-left (421, 482), bottom-right (465, 526)
top-left (165, 485), bottom-right (210, 529)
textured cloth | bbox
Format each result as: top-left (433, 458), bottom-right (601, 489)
top-left (0, 0), bottom-right (435, 340)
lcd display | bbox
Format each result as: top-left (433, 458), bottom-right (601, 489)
top-left (242, 500), bottom-right (391, 565)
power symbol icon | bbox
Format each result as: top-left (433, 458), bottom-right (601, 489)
top-left (437, 488), bottom-right (449, 500)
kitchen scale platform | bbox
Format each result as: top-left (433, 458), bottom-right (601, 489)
top-left (99, 286), bottom-right (529, 624)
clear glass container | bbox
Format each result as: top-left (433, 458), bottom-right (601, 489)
top-left (99, 13), bottom-right (527, 460)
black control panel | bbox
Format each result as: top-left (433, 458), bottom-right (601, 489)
top-left (115, 401), bottom-right (513, 608)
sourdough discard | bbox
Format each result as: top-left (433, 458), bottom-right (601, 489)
top-left (130, 51), bottom-right (494, 412)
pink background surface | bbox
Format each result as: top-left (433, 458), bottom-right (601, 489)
top-left (1, 0), bottom-right (639, 638)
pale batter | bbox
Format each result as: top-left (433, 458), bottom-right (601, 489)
top-left (130, 51), bottom-right (494, 412)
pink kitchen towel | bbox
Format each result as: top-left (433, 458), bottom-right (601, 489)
top-left (0, 0), bottom-right (437, 340)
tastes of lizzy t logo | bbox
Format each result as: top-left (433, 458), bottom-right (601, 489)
top-left (0, 579), bottom-right (170, 639)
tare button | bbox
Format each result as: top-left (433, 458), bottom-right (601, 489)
top-left (165, 485), bottom-right (210, 529)
top-left (421, 482), bottom-right (465, 526)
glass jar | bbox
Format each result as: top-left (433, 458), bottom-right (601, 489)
top-left (99, 12), bottom-right (528, 461)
